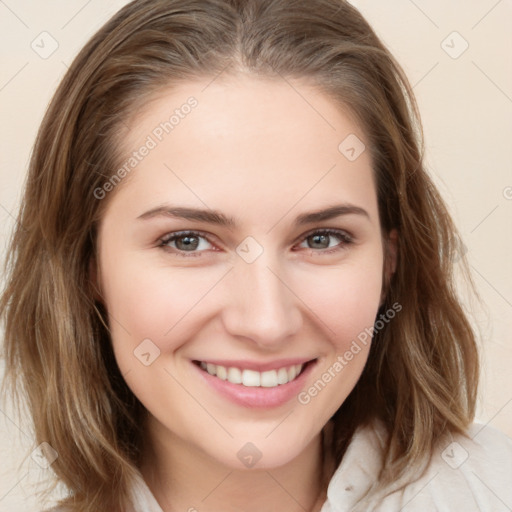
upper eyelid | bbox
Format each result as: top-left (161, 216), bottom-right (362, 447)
top-left (296, 227), bottom-right (353, 241)
top-left (160, 229), bottom-right (211, 242)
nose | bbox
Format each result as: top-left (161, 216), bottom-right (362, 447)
top-left (220, 252), bottom-right (302, 349)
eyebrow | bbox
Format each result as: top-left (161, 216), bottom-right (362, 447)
top-left (137, 203), bottom-right (369, 228)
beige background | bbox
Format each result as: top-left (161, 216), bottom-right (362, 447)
top-left (1, 0), bottom-right (511, 510)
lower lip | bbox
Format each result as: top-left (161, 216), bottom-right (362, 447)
top-left (193, 360), bottom-right (317, 409)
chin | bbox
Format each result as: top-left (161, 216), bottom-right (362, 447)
top-left (211, 427), bottom-right (321, 471)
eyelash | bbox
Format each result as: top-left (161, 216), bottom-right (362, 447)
top-left (158, 229), bottom-right (354, 258)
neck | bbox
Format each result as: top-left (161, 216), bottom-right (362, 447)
top-left (140, 420), bottom-right (334, 512)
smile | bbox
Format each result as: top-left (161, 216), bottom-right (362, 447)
top-left (197, 361), bottom-right (305, 388)
top-left (192, 358), bottom-right (317, 408)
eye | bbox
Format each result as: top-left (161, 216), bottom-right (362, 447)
top-left (159, 228), bottom-right (353, 258)
top-left (296, 229), bottom-right (353, 254)
top-left (159, 230), bottom-right (214, 257)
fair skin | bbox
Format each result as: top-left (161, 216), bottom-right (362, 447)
top-left (96, 74), bottom-right (397, 512)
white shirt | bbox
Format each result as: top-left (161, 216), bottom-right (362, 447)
top-left (319, 421), bottom-right (512, 511)
top-left (50, 421), bottom-right (512, 511)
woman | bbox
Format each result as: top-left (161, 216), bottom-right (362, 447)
top-left (2, 0), bottom-right (511, 511)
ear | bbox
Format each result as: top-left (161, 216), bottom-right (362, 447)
top-left (380, 228), bottom-right (398, 306)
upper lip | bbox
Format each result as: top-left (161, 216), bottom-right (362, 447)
top-left (193, 358), bottom-right (316, 372)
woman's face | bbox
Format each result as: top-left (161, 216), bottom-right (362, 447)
top-left (96, 74), bottom-right (394, 469)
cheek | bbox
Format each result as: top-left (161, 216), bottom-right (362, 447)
top-left (298, 258), bottom-right (383, 346)
top-left (99, 252), bottom-right (226, 359)
top-left (293, 258), bottom-right (382, 404)
top-left (295, 316), bottom-right (378, 424)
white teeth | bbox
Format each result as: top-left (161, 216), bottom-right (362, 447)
top-left (227, 367), bottom-right (242, 384)
top-left (216, 365), bottom-right (227, 380)
top-left (198, 362), bottom-right (305, 388)
top-left (242, 369), bottom-right (260, 387)
top-left (261, 370), bottom-right (278, 387)
top-left (277, 367), bottom-right (289, 385)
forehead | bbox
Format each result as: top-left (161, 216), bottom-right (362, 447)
top-left (106, 74), bottom-right (378, 225)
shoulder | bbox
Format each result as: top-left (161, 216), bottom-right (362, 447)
top-left (388, 423), bottom-right (512, 511)
top-left (323, 421), bottom-right (512, 512)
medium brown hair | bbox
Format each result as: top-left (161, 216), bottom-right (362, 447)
top-left (1, 0), bottom-right (479, 510)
